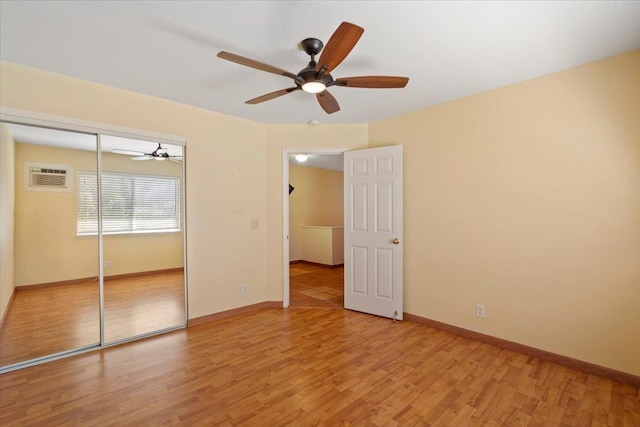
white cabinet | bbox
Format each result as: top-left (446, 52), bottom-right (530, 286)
top-left (300, 226), bottom-right (344, 266)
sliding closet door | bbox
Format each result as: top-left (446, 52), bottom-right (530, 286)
top-left (100, 136), bottom-right (186, 343)
top-left (0, 123), bottom-right (100, 368)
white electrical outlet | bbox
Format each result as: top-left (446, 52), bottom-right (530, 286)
top-left (242, 284), bottom-right (248, 294)
top-left (476, 304), bottom-right (485, 318)
top-left (104, 260), bottom-right (113, 268)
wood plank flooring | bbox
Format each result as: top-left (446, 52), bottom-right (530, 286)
top-left (0, 271), bottom-right (185, 367)
top-left (103, 271), bottom-right (185, 342)
top-left (290, 262), bottom-right (344, 308)
top-left (1, 307), bottom-right (637, 425)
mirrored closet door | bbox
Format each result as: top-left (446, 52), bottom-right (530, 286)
top-left (100, 137), bottom-right (186, 343)
top-left (0, 123), bottom-right (100, 367)
top-left (0, 119), bottom-right (187, 372)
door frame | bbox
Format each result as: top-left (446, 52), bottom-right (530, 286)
top-left (0, 107), bottom-right (188, 374)
top-left (281, 147), bottom-right (348, 308)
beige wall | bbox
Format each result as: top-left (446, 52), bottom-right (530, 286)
top-left (369, 50), bottom-right (640, 376)
top-left (13, 142), bottom-right (183, 286)
top-left (1, 61), bottom-right (267, 318)
top-left (0, 124), bottom-right (16, 320)
top-left (265, 125), bottom-right (368, 301)
top-left (289, 164), bottom-right (343, 261)
top-left (14, 143), bottom-right (98, 285)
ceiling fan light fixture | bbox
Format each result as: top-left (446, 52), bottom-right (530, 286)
top-left (217, 22), bottom-right (408, 115)
top-left (295, 154), bottom-right (308, 162)
top-left (302, 81), bottom-right (326, 94)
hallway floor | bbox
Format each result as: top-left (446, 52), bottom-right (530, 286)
top-left (289, 262), bottom-right (344, 308)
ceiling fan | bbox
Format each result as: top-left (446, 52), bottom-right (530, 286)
top-left (217, 21), bottom-right (409, 114)
top-left (112, 143), bottom-right (183, 162)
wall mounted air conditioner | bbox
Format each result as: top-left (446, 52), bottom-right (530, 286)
top-left (24, 163), bottom-right (74, 192)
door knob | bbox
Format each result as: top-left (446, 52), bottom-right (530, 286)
top-left (392, 238), bottom-right (400, 244)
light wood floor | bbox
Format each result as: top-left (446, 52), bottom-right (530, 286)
top-left (290, 262), bottom-right (344, 308)
top-left (1, 307), bottom-right (637, 425)
top-left (0, 271), bottom-right (185, 367)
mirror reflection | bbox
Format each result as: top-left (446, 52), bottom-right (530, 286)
top-left (0, 122), bottom-right (186, 370)
top-left (0, 123), bottom-right (100, 366)
top-left (101, 137), bottom-right (185, 343)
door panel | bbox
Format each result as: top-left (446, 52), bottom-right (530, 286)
top-left (375, 248), bottom-right (394, 299)
top-left (344, 145), bottom-right (403, 320)
top-left (101, 137), bottom-right (186, 343)
top-left (376, 182), bottom-right (393, 232)
top-left (352, 183), bottom-right (368, 231)
top-left (0, 123), bottom-right (100, 368)
top-left (352, 246), bottom-right (368, 295)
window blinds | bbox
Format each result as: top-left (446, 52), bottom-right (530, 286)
top-left (77, 171), bottom-right (180, 235)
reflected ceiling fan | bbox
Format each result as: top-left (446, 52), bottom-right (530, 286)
top-left (217, 21), bottom-right (409, 114)
top-left (112, 143), bottom-right (183, 162)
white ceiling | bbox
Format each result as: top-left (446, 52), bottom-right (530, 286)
top-left (1, 1), bottom-right (639, 125)
top-left (289, 154), bottom-right (343, 172)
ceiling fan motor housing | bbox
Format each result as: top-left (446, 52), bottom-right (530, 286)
top-left (297, 38), bottom-right (333, 88)
top-left (297, 66), bottom-right (333, 86)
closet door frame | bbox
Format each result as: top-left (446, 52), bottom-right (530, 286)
top-left (0, 107), bottom-right (188, 373)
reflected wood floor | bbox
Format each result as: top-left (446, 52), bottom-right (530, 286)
top-left (0, 271), bottom-right (185, 367)
top-left (290, 262), bottom-right (344, 308)
top-left (0, 307), bottom-right (637, 425)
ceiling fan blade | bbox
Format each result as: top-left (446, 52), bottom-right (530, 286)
top-left (334, 76), bottom-right (409, 88)
top-left (317, 22), bottom-right (364, 74)
top-left (316, 90), bottom-right (340, 114)
top-left (131, 156), bottom-right (152, 161)
top-left (217, 51), bottom-right (298, 79)
top-left (112, 149), bottom-right (146, 156)
top-left (246, 87), bottom-right (301, 105)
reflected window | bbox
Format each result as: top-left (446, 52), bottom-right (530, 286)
top-left (77, 171), bottom-right (180, 235)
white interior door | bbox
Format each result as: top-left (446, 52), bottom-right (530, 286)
top-left (344, 145), bottom-right (403, 320)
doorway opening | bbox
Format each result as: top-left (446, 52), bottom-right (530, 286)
top-left (282, 148), bottom-right (347, 308)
